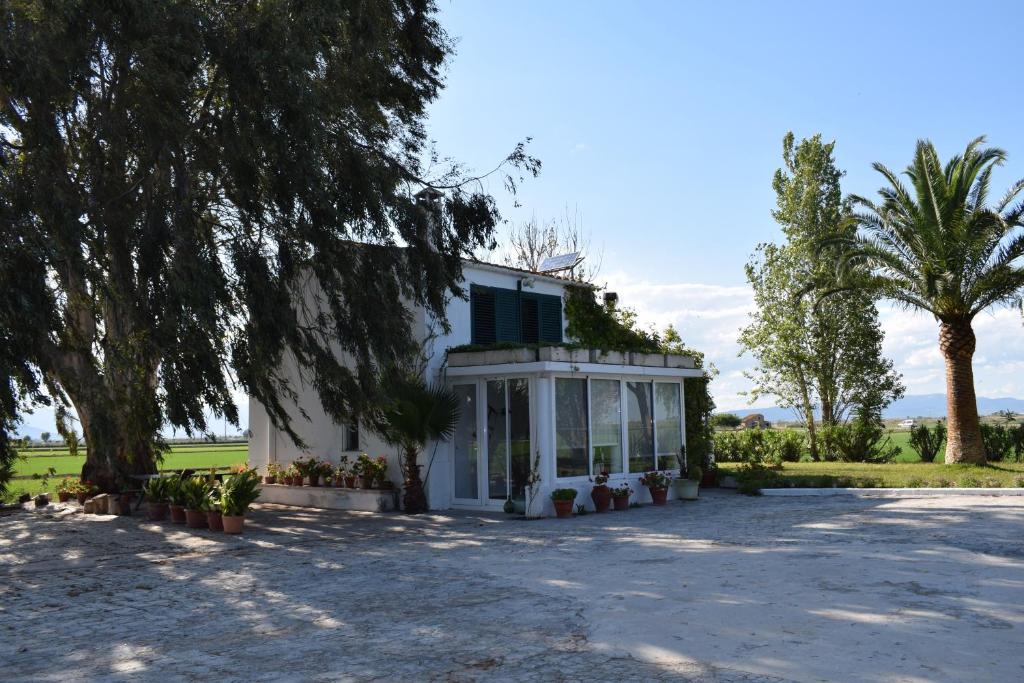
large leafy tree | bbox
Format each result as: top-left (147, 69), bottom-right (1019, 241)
top-left (740, 134), bottom-right (903, 459)
top-left (839, 137), bottom-right (1024, 464)
top-left (0, 1), bottom-right (538, 491)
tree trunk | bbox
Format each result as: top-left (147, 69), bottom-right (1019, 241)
top-left (939, 319), bottom-right (985, 464)
top-left (76, 399), bottom-right (161, 493)
top-left (797, 368), bottom-right (819, 460)
top-left (402, 445), bottom-right (428, 514)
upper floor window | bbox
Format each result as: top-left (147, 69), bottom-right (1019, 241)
top-left (470, 285), bottom-right (562, 345)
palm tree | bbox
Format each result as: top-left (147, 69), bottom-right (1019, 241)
top-left (840, 137), bottom-right (1024, 463)
top-left (372, 373), bottom-right (460, 514)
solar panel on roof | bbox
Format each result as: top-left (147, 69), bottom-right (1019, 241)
top-left (539, 251), bottom-right (581, 273)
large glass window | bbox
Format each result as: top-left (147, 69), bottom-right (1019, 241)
top-left (486, 378), bottom-right (531, 502)
top-left (626, 381), bottom-right (655, 472)
top-left (590, 379), bottom-right (623, 474)
top-left (453, 384), bottom-right (478, 499)
top-left (655, 382), bottom-right (682, 470)
top-left (555, 378), bottom-right (589, 477)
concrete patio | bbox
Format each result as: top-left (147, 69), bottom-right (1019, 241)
top-left (2, 492), bottom-right (1022, 682)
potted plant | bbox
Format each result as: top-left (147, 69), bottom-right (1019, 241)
top-left (166, 475), bottom-right (187, 523)
top-left (611, 483), bottom-right (632, 511)
top-left (640, 470), bottom-right (671, 505)
top-left (590, 472), bottom-right (611, 513)
top-left (338, 456), bottom-right (355, 487)
top-left (220, 469), bottom-right (262, 534)
top-left (677, 465), bottom-right (701, 501)
top-left (180, 475), bottom-right (211, 528)
top-left (550, 488), bottom-right (577, 518)
top-left (56, 477), bottom-right (75, 503)
top-left (76, 480), bottom-right (98, 505)
top-left (264, 463), bottom-right (280, 485)
top-left (355, 453), bottom-right (376, 489)
top-left (205, 482), bottom-right (224, 531)
top-left (333, 465), bottom-right (345, 487)
top-left (143, 477), bottom-right (171, 521)
top-left (372, 455), bottom-right (390, 489)
top-left (282, 464), bottom-right (298, 486)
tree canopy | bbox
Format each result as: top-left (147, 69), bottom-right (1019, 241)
top-left (0, 0), bottom-right (538, 489)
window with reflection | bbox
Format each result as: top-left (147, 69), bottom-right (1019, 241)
top-left (555, 378), bottom-right (589, 477)
top-left (626, 381), bottom-right (655, 472)
top-left (590, 379), bottom-right (623, 474)
top-left (655, 382), bottom-right (682, 470)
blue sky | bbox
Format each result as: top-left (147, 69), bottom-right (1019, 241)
top-left (16, 1), bottom-right (1024, 438)
top-left (426, 0), bottom-right (1024, 410)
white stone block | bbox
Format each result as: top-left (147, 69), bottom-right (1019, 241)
top-left (630, 352), bottom-right (665, 367)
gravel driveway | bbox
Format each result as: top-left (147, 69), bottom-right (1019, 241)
top-left (2, 492), bottom-right (1022, 682)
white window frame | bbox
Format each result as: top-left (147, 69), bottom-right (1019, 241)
top-left (552, 373), bottom-right (685, 482)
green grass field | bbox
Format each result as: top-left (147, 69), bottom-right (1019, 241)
top-left (719, 461), bottom-right (1024, 489)
top-left (5, 442), bottom-right (248, 501)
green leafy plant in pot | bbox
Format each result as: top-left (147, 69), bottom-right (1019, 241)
top-left (550, 488), bottom-right (577, 518)
top-left (142, 477), bottom-right (172, 521)
top-left (610, 483), bottom-right (632, 511)
top-left (220, 469), bottom-right (262, 534)
top-left (180, 476), bottom-right (212, 529)
top-left (675, 446), bottom-right (700, 501)
top-left (205, 481), bottom-right (224, 531)
top-left (165, 474), bottom-right (187, 523)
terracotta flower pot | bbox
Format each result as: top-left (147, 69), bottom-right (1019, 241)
top-left (612, 494), bottom-right (630, 511)
top-left (147, 502), bottom-right (169, 521)
top-left (360, 475), bottom-right (375, 490)
top-left (345, 476), bottom-right (356, 488)
top-left (701, 470), bottom-right (717, 488)
top-left (553, 499), bottom-right (575, 518)
top-left (282, 476), bottom-right (292, 486)
top-left (264, 476), bottom-right (277, 485)
top-left (185, 509), bottom-right (207, 528)
top-left (649, 486), bottom-right (668, 506)
top-left (170, 504), bottom-right (187, 523)
top-left (308, 475), bottom-right (319, 487)
top-left (207, 510), bottom-right (224, 532)
top-left (58, 491), bottom-right (72, 503)
top-left (76, 491), bottom-right (89, 505)
top-left (334, 478), bottom-right (344, 488)
top-left (222, 515), bottom-right (245, 534)
top-left (590, 485), bottom-right (611, 513)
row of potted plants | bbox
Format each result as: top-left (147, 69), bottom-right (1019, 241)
top-left (263, 454), bottom-right (391, 489)
top-left (56, 477), bottom-right (100, 504)
top-left (142, 469), bottom-right (261, 534)
top-left (550, 468), bottom-right (703, 518)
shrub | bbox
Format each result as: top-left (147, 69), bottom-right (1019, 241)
top-left (959, 476), bottom-right (982, 488)
top-left (550, 488), bottom-right (577, 501)
top-left (712, 429), bottom-right (805, 465)
top-left (931, 478), bottom-right (953, 488)
top-left (904, 477), bottom-right (926, 488)
top-left (819, 418), bottom-right (900, 463)
top-left (908, 422), bottom-right (946, 463)
top-left (712, 431), bottom-right (743, 462)
top-left (711, 413), bottom-right (742, 429)
top-left (1014, 477), bottom-right (1024, 488)
top-left (980, 424), bottom-right (1014, 462)
top-left (982, 478), bottom-right (1003, 488)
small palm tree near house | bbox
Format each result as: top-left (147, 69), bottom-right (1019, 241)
top-left (839, 137), bottom-right (1024, 463)
top-left (373, 373), bottom-right (460, 514)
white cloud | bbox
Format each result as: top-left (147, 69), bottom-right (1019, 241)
top-left (604, 272), bottom-right (1024, 411)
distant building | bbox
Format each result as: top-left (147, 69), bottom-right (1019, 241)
top-left (739, 413), bottom-right (770, 430)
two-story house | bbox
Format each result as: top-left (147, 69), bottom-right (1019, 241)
top-left (247, 258), bottom-right (704, 514)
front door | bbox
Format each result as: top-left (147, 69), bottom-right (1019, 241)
top-left (451, 379), bottom-right (531, 508)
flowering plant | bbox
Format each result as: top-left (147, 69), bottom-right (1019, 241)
top-left (592, 471), bottom-right (610, 487)
top-left (337, 455), bottom-right (351, 477)
top-left (610, 483), bottom-right (632, 497)
top-left (639, 470), bottom-right (671, 489)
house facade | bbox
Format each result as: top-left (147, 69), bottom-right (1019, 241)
top-left (247, 260), bottom-right (704, 514)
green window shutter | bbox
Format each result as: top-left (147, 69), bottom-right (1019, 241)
top-left (494, 288), bottom-right (521, 342)
top-left (471, 286), bottom-right (496, 344)
top-left (519, 296), bottom-right (539, 343)
top-left (537, 294), bottom-right (563, 343)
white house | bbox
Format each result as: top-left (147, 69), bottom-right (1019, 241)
top-left (247, 259), bottom-right (705, 514)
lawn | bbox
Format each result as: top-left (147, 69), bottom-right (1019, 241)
top-left (719, 460), bottom-right (1024, 490)
top-left (5, 442), bottom-right (248, 501)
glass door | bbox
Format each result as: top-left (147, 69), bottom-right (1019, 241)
top-left (452, 384), bottom-right (480, 505)
top-left (452, 378), bottom-right (531, 508)
top-left (486, 378), bottom-right (530, 507)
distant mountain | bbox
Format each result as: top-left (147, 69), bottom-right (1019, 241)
top-left (721, 394), bottom-right (1024, 422)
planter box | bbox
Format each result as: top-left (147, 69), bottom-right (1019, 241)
top-left (538, 346), bottom-right (589, 363)
top-left (258, 483), bottom-right (399, 512)
top-left (630, 352), bottom-right (666, 367)
top-left (665, 354), bottom-right (696, 369)
top-left (589, 349), bottom-right (628, 365)
top-left (447, 348), bottom-right (536, 367)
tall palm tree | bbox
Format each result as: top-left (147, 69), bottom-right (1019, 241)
top-left (372, 373), bottom-right (460, 514)
top-left (840, 137), bottom-right (1024, 463)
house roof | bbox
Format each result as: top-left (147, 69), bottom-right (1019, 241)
top-left (462, 258), bottom-right (597, 288)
